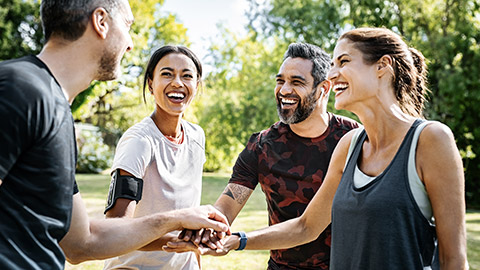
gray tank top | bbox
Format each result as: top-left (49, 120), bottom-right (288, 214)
top-left (331, 119), bottom-right (437, 269)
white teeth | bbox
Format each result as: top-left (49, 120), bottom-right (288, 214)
top-left (167, 92), bottom-right (185, 99)
top-left (281, 98), bottom-right (297, 104)
top-left (333, 83), bottom-right (348, 93)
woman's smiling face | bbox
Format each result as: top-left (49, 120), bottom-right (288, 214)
top-left (149, 53), bottom-right (199, 116)
top-left (328, 38), bottom-right (379, 111)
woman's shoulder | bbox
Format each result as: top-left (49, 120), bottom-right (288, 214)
top-left (418, 120), bottom-right (455, 144)
top-left (182, 120), bottom-right (204, 133)
top-left (416, 120), bottom-right (458, 168)
top-left (182, 120), bottom-right (206, 146)
top-left (118, 117), bottom-right (156, 143)
top-left (339, 128), bottom-right (363, 150)
top-left (124, 117), bottom-right (155, 133)
top-left (182, 120), bottom-right (204, 137)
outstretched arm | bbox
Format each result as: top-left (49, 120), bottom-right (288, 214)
top-left (168, 131), bottom-right (354, 255)
top-left (216, 157), bottom-right (343, 252)
top-left (169, 183), bottom-right (253, 251)
top-left (417, 122), bottom-right (468, 269)
top-left (60, 193), bottom-right (229, 264)
top-left (104, 170), bottom-right (181, 251)
top-left (177, 138), bottom-right (258, 247)
top-left (106, 197), bottom-right (181, 251)
top-left (215, 183), bottom-right (253, 224)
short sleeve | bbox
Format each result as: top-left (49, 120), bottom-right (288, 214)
top-left (111, 131), bottom-right (152, 179)
top-left (0, 72), bottom-right (33, 179)
top-left (228, 133), bottom-right (261, 190)
top-left (73, 180), bottom-right (79, 194)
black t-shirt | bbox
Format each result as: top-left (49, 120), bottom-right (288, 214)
top-left (0, 55), bottom-right (77, 269)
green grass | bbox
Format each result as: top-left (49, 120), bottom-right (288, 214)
top-left (66, 173), bottom-right (480, 269)
top-left (467, 210), bottom-right (480, 270)
top-left (66, 173), bottom-right (269, 270)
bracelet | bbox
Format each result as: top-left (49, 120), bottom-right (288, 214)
top-left (232, 231), bottom-right (247, 251)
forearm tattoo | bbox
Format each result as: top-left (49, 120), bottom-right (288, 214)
top-left (222, 184), bottom-right (251, 205)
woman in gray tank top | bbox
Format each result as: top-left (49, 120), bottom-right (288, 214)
top-left (198, 27), bottom-right (468, 270)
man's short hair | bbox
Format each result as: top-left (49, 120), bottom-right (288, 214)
top-left (284, 43), bottom-right (331, 88)
top-left (41, 0), bottom-right (120, 42)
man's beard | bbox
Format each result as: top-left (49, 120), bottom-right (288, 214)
top-left (96, 48), bottom-right (120, 81)
top-left (277, 87), bottom-right (319, 124)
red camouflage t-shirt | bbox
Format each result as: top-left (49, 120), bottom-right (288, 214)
top-left (229, 113), bottom-right (359, 270)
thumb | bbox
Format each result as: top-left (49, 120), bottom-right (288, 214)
top-left (203, 218), bottom-right (230, 234)
top-left (165, 241), bottom-right (186, 248)
top-left (206, 208), bottom-right (230, 234)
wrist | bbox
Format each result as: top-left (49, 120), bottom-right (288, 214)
top-left (156, 210), bottom-right (182, 233)
top-left (232, 231), bottom-right (247, 251)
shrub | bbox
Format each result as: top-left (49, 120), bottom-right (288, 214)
top-left (75, 123), bottom-right (114, 173)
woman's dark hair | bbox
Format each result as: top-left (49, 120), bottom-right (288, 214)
top-left (340, 27), bottom-right (428, 117)
top-left (142, 45), bottom-right (203, 103)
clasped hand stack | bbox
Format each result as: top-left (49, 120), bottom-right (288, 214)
top-left (163, 222), bottom-right (242, 256)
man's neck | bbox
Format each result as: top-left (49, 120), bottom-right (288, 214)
top-left (37, 40), bottom-right (95, 104)
top-left (289, 109), bottom-right (330, 138)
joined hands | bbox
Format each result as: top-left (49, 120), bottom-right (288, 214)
top-left (163, 227), bottom-right (240, 256)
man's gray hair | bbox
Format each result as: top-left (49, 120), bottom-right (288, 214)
top-left (283, 43), bottom-right (331, 88)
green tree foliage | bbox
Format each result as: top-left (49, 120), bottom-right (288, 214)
top-left (248, 0), bottom-right (480, 206)
top-left (246, 0), bottom-right (346, 51)
top-left (196, 30), bottom-right (286, 171)
top-left (0, 0), bottom-right (42, 60)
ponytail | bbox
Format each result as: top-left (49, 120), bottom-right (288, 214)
top-left (409, 47), bottom-right (429, 117)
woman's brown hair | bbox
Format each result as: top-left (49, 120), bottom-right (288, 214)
top-left (340, 27), bottom-right (428, 117)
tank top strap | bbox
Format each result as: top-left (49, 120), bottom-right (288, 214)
top-left (344, 126), bottom-right (365, 171)
top-left (343, 119), bottom-right (424, 187)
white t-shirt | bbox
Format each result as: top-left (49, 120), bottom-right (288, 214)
top-left (104, 117), bottom-right (205, 270)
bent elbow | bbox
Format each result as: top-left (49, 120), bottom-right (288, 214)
top-left (298, 215), bottom-right (321, 243)
top-left (62, 243), bottom-right (97, 265)
top-left (64, 250), bottom-right (87, 265)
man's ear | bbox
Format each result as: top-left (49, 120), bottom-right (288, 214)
top-left (91, 7), bottom-right (110, 39)
top-left (319, 80), bottom-right (332, 98)
top-left (377, 55), bottom-right (393, 77)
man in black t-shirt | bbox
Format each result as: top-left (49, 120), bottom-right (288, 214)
top-left (0, 54), bottom-right (78, 269)
top-left (167, 43), bottom-right (359, 269)
top-left (0, 1), bottom-right (229, 269)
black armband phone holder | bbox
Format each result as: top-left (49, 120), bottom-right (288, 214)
top-left (104, 169), bottom-right (143, 213)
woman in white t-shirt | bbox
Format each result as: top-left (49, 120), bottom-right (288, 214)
top-left (103, 45), bottom-right (206, 270)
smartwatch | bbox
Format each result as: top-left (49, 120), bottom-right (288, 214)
top-left (232, 231), bottom-right (247, 251)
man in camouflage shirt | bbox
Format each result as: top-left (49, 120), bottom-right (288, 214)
top-left (174, 42), bottom-right (359, 269)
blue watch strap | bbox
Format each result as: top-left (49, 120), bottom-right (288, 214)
top-left (232, 231), bottom-right (247, 251)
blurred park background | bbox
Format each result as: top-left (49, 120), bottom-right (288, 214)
top-left (2, 0), bottom-right (479, 268)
